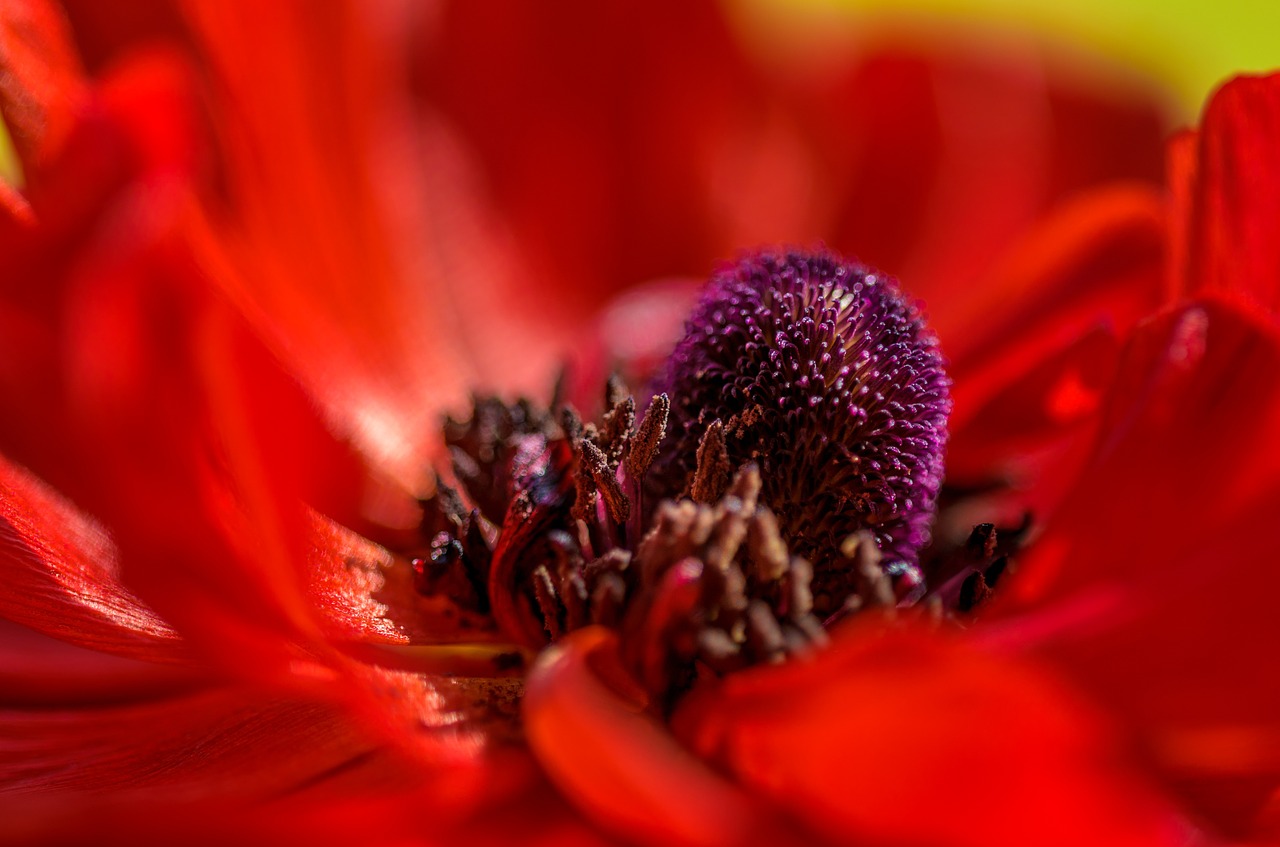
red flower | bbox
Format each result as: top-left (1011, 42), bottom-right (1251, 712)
top-left (1, 1), bottom-right (1278, 845)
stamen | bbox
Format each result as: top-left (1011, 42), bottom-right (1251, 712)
top-left (625, 393), bottom-right (669, 483)
top-left (580, 438), bottom-right (631, 524)
top-left (409, 248), bottom-right (962, 701)
top-left (690, 420), bottom-right (731, 504)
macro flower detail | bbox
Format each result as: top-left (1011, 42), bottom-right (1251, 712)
top-left (652, 249), bottom-right (951, 607)
top-left (414, 248), bottom-right (949, 699)
top-left (5, 1), bottom-right (1280, 845)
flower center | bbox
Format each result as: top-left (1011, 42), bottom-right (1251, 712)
top-left (413, 248), bottom-right (953, 700)
top-left (649, 249), bottom-right (952, 612)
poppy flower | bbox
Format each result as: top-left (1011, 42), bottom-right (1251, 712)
top-left (1, 1), bottom-right (1278, 846)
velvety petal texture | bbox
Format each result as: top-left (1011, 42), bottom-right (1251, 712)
top-left (671, 623), bottom-right (1185, 847)
top-left (995, 301), bottom-right (1280, 833)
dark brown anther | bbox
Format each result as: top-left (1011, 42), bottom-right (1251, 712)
top-left (744, 600), bottom-right (785, 661)
top-left (779, 623), bottom-right (812, 655)
top-left (724, 464), bottom-right (762, 515)
top-left (625, 393), bottom-right (669, 483)
top-left (958, 570), bottom-right (993, 612)
top-left (783, 555), bottom-right (814, 619)
top-left (601, 395), bottom-right (636, 462)
top-left (532, 565), bottom-right (563, 640)
top-left (420, 481), bottom-right (470, 540)
top-left (590, 571), bottom-right (627, 627)
top-left (690, 420), bottom-right (731, 504)
top-left (841, 531), bottom-right (895, 608)
top-left (546, 529), bottom-right (582, 578)
top-left (460, 510), bottom-right (495, 610)
top-left (966, 523), bottom-right (998, 560)
top-left (984, 556), bottom-right (1010, 589)
top-left (685, 504), bottom-right (715, 552)
top-left (584, 547), bottom-right (631, 584)
top-left (580, 439), bottom-right (631, 524)
top-left (747, 507), bottom-right (789, 582)
top-left (570, 473), bottom-right (597, 525)
top-left (703, 498), bottom-right (749, 571)
top-left (560, 406), bottom-right (584, 443)
top-left (695, 627), bottom-right (741, 671)
top-left (790, 614), bottom-right (829, 647)
top-left (568, 424), bottom-right (597, 524)
top-left (438, 482), bottom-right (470, 526)
top-left (562, 572), bottom-right (590, 630)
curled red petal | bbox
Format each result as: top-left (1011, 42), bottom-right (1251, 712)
top-left (1178, 73), bottom-right (1280, 311)
top-left (993, 301), bottom-right (1280, 832)
top-left (674, 621), bottom-right (1187, 847)
top-left (524, 626), bottom-right (787, 847)
top-left (0, 452), bottom-right (184, 663)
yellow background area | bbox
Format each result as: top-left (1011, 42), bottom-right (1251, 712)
top-left (752, 0), bottom-right (1279, 114)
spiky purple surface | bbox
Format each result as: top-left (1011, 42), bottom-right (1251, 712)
top-left (651, 249), bottom-right (951, 601)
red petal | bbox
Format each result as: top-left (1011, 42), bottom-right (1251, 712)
top-left (0, 452), bottom-right (184, 663)
top-left (524, 627), bottom-right (792, 847)
top-left (53, 191), bottom-right (387, 684)
top-left (994, 301), bottom-right (1280, 831)
top-left (0, 757), bottom-right (614, 847)
top-left (182, 1), bottom-right (562, 487)
top-left (58, 0), bottom-right (189, 73)
top-left (419, 0), bottom-right (761, 312)
top-left (674, 622), bottom-right (1187, 847)
top-left (798, 45), bottom-right (1168, 311)
top-left (0, 0), bottom-right (84, 181)
top-left (0, 622), bottom-right (199, 707)
top-left (0, 686), bottom-right (375, 795)
top-left (944, 185), bottom-right (1166, 489)
top-left (422, 10), bottom-right (1171, 324)
top-left (1164, 129), bottom-right (1198, 303)
top-left (0, 50), bottom-right (392, 683)
top-left (0, 48), bottom-right (479, 766)
top-left (1176, 73), bottom-right (1280, 311)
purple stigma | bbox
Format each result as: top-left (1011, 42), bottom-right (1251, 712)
top-left (650, 248), bottom-right (951, 604)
